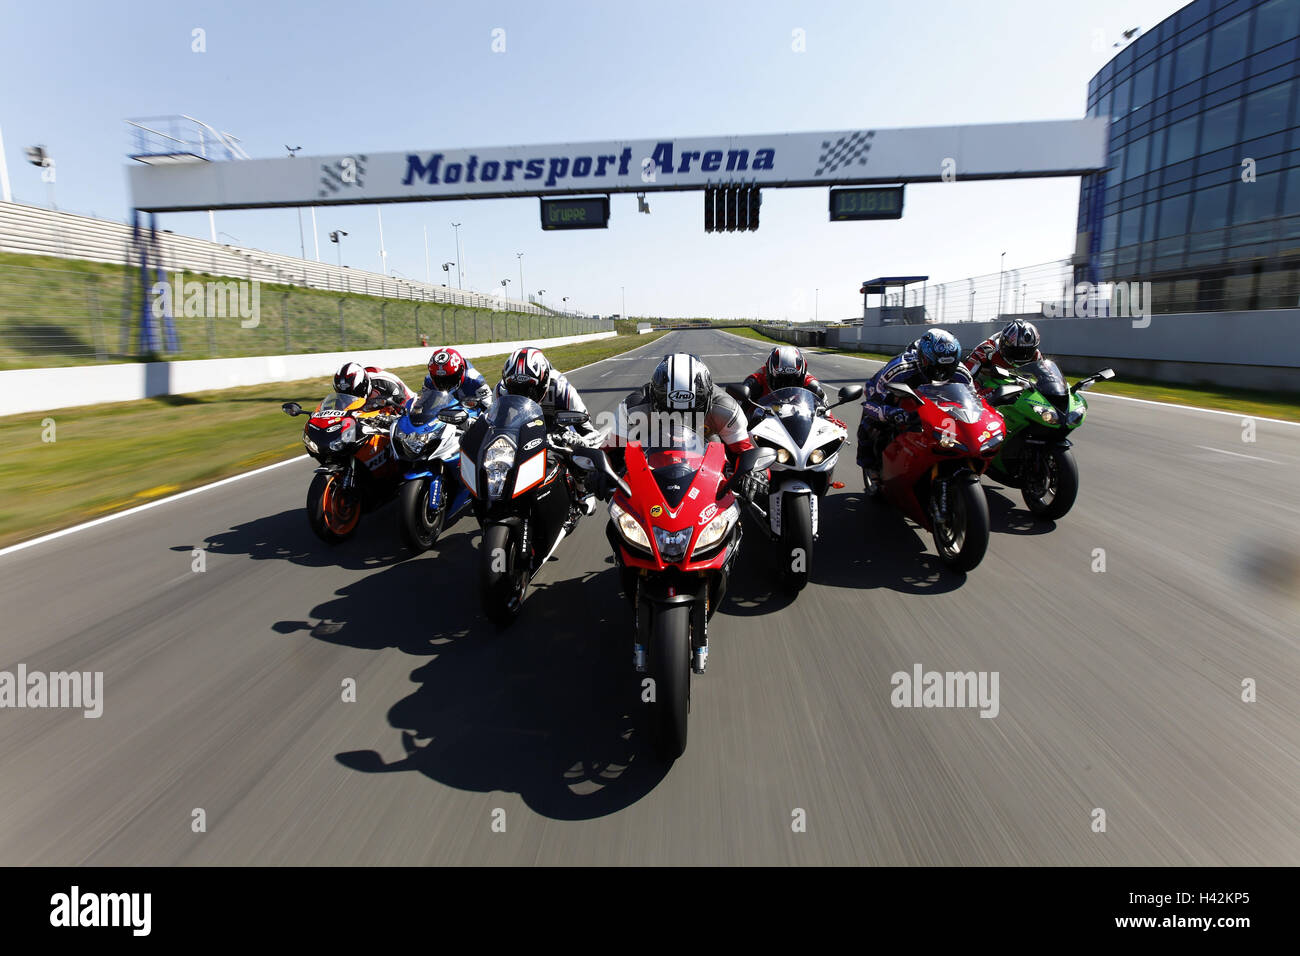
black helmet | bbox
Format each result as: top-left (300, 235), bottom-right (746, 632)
top-left (333, 362), bottom-right (369, 397)
top-left (765, 345), bottom-right (808, 391)
top-left (1000, 320), bottom-right (1041, 367)
top-left (651, 352), bottom-right (713, 416)
top-left (500, 347), bottom-right (551, 403)
top-left (916, 329), bottom-right (962, 383)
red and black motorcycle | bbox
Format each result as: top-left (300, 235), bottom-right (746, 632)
top-left (863, 379), bottom-right (1012, 572)
top-left (573, 427), bottom-right (774, 761)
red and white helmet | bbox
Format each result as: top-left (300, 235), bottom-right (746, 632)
top-left (333, 362), bottom-right (369, 397)
top-left (765, 345), bottom-right (808, 391)
top-left (427, 347), bottom-right (466, 391)
top-left (501, 347), bottom-right (552, 402)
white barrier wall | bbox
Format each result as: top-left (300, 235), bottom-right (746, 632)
top-left (0, 331), bottom-right (617, 416)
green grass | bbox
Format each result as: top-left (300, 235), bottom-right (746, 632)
top-left (0, 250), bottom-right (606, 369)
top-left (0, 331), bottom-right (667, 548)
top-left (720, 325), bottom-right (1299, 421)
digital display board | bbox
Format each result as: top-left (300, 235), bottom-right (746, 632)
top-left (540, 195), bottom-right (610, 230)
top-left (829, 186), bottom-right (904, 221)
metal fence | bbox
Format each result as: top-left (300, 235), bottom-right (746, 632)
top-left (0, 264), bottom-right (613, 369)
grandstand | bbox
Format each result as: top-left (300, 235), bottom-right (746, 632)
top-left (0, 200), bottom-right (556, 315)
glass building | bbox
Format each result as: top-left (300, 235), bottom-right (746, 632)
top-left (1078, 0), bottom-right (1300, 312)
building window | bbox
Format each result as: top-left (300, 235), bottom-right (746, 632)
top-left (1253, 0), bottom-right (1300, 53)
top-left (1113, 79), bottom-right (1131, 116)
top-left (1200, 100), bottom-right (1241, 153)
top-left (1103, 213), bottom-right (1120, 251)
top-left (1191, 183), bottom-right (1232, 232)
top-left (1120, 206), bottom-right (1143, 247)
top-left (1284, 167), bottom-right (1300, 216)
top-left (1235, 171), bottom-right (1282, 222)
top-left (1174, 34), bottom-right (1208, 88)
top-left (1125, 135), bottom-right (1150, 179)
top-left (1131, 63), bottom-right (1156, 110)
top-left (1208, 11), bottom-right (1251, 72)
top-left (1242, 81), bottom-right (1293, 139)
top-left (1166, 115), bottom-right (1201, 165)
top-left (1158, 194), bottom-right (1192, 237)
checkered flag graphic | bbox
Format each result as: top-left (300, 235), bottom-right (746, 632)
top-left (814, 131), bottom-right (874, 177)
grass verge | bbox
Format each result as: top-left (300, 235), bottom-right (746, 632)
top-left (0, 331), bottom-right (667, 549)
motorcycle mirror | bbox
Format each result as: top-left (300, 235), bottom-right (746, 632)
top-left (734, 446), bottom-right (777, 476)
top-left (281, 402), bottom-right (303, 417)
top-left (1097, 368), bottom-right (1116, 380)
top-left (725, 382), bottom-right (751, 404)
top-left (885, 382), bottom-right (920, 403)
top-left (990, 385), bottom-right (1024, 405)
top-left (555, 410), bottom-right (590, 426)
top-left (837, 384), bottom-right (864, 403)
top-left (438, 408), bottom-right (469, 426)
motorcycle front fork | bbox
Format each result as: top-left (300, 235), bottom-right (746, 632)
top-left (631, 581), bottom-right (710, 676)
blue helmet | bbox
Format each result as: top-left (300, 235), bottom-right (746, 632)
top-left (916, 329), bottom-right (962, 382)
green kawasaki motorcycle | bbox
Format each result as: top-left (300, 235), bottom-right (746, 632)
top-left (981, 359), bottom-right (1115, 520)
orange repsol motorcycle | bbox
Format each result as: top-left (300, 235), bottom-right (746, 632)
top-left (281, 392), bottom-right (403, 543)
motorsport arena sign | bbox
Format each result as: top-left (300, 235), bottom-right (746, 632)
top-left (127, 119), bottom-right (1108, 212)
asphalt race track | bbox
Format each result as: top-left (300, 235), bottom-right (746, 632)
top-left (1, 329), bottom-right (1296, 865)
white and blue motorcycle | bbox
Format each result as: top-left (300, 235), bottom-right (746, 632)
top-left (390, 388), bottom-right (477, 552)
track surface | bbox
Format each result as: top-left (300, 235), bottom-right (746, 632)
top-left (2, 329), bottom-right (1297, 865)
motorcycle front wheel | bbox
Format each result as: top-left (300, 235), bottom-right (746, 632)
top-left (647, 602), bottom-right (691, 762)
top-left (933, 479), bottom-right (990, 573)
top-left (398, 477), bottom-right (446, 552)
top-left (307, 472), bottom-right (361, 544)
top-left (1021, 446), bottom-right (1079, 520)
top-left (481, 522), bottom-right (528, 627)
top-left (779, 492), bottom-right (814, 592)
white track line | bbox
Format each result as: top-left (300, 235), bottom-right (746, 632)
top-left (1194, 445), bottom-right (1283, 463)
top-left (0, 456), bottom-right (310, 560)
top-left (0, 333), bottom-right (675, 559)
top-left (715, 330), bottom-right (1300, 428)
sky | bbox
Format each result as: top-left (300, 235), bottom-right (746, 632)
top-left (0, 0), bottom-right (1190, 320)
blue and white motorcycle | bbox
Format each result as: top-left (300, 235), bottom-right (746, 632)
top-left (390, 388), bottom-right (477, 552)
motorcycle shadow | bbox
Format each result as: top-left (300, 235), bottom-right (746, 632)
top-left (815, 491), bottom-right (967, 594)
top-left (983, 486), bottom-right (1056, 536)
top-left (292, 549), bottom-right (667, 820)
top-left (174, 502), bottom-right (477, 573)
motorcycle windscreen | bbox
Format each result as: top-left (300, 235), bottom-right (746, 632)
top-left (917, 383), bottom-right (984, 423)
top-left (757, 386), bottom-right (818, 447)
top-left (1020, 359), bottom-right (1071, 415)
top-left (641, 421), bottom-right (709, 510)
top-left (407, 387), bottom-right (457, 427)
top-left (317, 391), bottom-right (363, 414)
top-left (484, 393), bottom-right (545, 434)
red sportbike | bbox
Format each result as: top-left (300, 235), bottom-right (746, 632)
top-left (863, 379), bottom-right (1011, 572)
top-left (572, 429), bottom-right (774, 762)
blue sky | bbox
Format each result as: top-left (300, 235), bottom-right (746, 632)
top-left (1, 0), bottom-right (1187, 320)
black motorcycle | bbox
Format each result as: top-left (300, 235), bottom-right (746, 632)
top-left (457, 394), bottom-right (593, 626)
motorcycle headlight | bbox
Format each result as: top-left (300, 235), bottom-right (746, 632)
top-left (809, 448), bottom-right (824, 465)
top-left (932, 430), bottom-right (968, 453)
top-left (1067, 407), bottom-right (1086, 426)
top-left (303, 435), bottom-right (319, 454)
top-left (692, 504), bottom-right (738, 558)
top-left (483, 437), bottom-right (515, 499)
top-left (980, 433), bottom-right (1004, 453)
top-left (653, 526), bottom-right (692, 563)
top-left (1033, 404), bottom-right (1060, 424)
top-left (610, 502), bottom-right (651, 550)
top-left (775, 447), bottom-right (792, 464)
